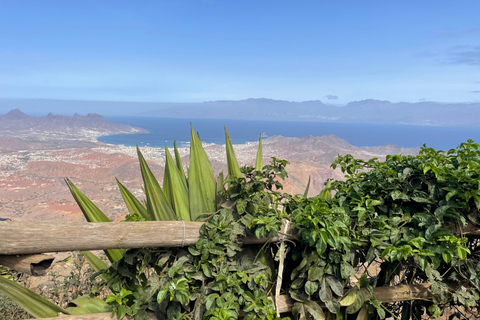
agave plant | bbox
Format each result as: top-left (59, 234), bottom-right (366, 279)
top-left (65, 125), bottom-right (264, 265)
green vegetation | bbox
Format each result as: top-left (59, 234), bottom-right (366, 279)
top-left (1, 131), bottom-right (480, 319)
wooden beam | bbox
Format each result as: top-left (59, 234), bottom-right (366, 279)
top-left (0, 221), bottom-right (294, 255)
top-left (0, 254), bottom-right (54, 276)
top-left (31, 284), bottom-right (432, 319)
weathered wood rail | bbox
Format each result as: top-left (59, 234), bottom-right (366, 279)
top-left (0, 220), bottom-right (478, 256)
top-left (0, 219), bottom-right (475, 319)
top-left (0, 220), bottom-right (294, 255)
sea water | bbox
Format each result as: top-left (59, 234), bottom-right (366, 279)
top-left (99, 117), bottom-right (480, 151)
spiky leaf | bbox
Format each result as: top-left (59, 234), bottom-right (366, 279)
top-left (188, 125), bottom-right (216, 220)
top-left (174, 140), bottom-right (188, 187)
top-left (137, 146), bottom-right (176, 221)
top-left (116, 179), bottom-right (149, 220)
top-left (66, 296), bottom-right (112, 314)
top-left (319, 180), bottom-right (332, 200)
top-left (255, 134), bottom-right (263, 172)
top-left (0, 275), bottom-right (69, 318)
top-left (81, 251), bottom-right (110, 282)
top-left (225, 126), bottom-right (242, 179)
top-left (65, 179), bottom-right (124, 262)
top-left (304, 176), bottom-right (311, 197)
top-left (164, 145), bottom-right (190, 221)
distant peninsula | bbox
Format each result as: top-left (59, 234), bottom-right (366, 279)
top-left (0, 109), bottom-right (147, 142)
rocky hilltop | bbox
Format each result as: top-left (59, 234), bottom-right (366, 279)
top-left (0, 109), bottom-right (147, 139)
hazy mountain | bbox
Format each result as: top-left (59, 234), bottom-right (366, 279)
top-left (0, 109), bottom-right (147, 135)
top-left (143, 98), bottom-right (480, 127)
top-left (1, 98), bottom-right (479, 127)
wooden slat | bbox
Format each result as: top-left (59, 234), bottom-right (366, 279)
top-left (0, 220), bottom-right (294, 255)
top-left (0, 219), bottom-right (476, 256)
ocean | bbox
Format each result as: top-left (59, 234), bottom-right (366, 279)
top-left (99, 117), bottom-right (480, 151)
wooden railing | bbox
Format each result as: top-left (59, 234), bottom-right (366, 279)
top-left (1, 219), bottom-right (478, 319)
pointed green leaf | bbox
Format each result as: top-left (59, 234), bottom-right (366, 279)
top-left (116, 179), bottom-right (149, 220)
top-left (304, 300), bottom-right (326, 320)
top-left (340, 288), bottom-right (358, 306)
top-left (255, 134), bottom-right (263, 172)
top-left (65, 179), bottom-right (124, 262)
top-left (66, 296), bottom-right (112, 314)
top-left (224, 126), bottom-right (242, 179)
top-left (188, 124), bottom-right (216, 220)
top-left (304, 176), bottom-right (311, 197)
top-left (164, 145), bottom-right (190, 221)
top-left (137, 146), bottom-right (176, 221)
top-left (174, 140), bottom-right (188, 187)
top-left (81, 251), bottom-right (110, 282)
top-left (0, 275), bottom-right (69, 318)
top-left (215, 171), bottom-right (226, 212)
top-left (65, 179), bottom-right (110, 223)
top-left (319, 180), bottom-right (332, 200)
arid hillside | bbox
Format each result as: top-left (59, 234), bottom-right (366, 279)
top-left (0, 134), bottom-right (419, 222)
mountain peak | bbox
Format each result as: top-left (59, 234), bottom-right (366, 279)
top-left (4, 109), bottom-right (29, 120)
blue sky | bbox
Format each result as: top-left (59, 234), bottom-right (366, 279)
top-left (1, 0), bottom-right (480, 105)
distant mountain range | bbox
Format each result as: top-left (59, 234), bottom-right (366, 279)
top-left (0, 109), bottom-right (147, 135)
top-left (142, 98), bottom-right (480, 127)
top-left (0, 98), bottom-right (479, 127)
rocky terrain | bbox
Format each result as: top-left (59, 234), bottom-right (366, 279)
top-left (0, 127), bottom-right (419, 222)
top-left (0, 109), bottom-right (147, 143)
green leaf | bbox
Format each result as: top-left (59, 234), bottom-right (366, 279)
top-left (339, 289), bottom-right (357, 306)
top-left (341, 262), bottom-right (355, 279)
top-left (319, 278), bottom-right (332, 302)
top-left (137, 146), bottom-right (176, 221)
top-left (65, 179), bottom-right (124, 262)
top-left (81, 251), bottom-right (110, 282)
top-left (316, 238), bottom-right (327, 257)
top-left (164, 145), bottom-right (190, 221)
top-left (65, 179), bottom-right (110, 223)
top-left (116, 178), bottom-right (149, 220)
top-left (304, 300), bottom-right (326, 320)
top-left (66, 296), bottom-right (112, 314)
top-left (346, 289), bottom-right (365, 314)
top-left (325, 299), bottom-right (340, 314)
top-left (174, 140), bottom-right (188, 187)
top-left (255, 134), bottom-right (263, 172)
top-left (157, 288), bottom-right (169, 304)
top-left (305, 281), bottom-right (319, 296)
top-left (0, 275), bottom-right (69, 318)
top-left (202, 263), bottom-right (213, 278)
top-left (355, 307), bottom-right (369, 320)
top-left (326, 275), bottom-right (343, 296)
top-left (318, 180), bottom-right (332, 200)
top-left (188, 124), bottom-right (216, 220)
top-left (304, 176), bottom-right (311, 198)
top-left (457, 246), bottom-right (470, 260)
top-left (308, 266), bottom-right (324, 282)
top-left (225, 126), bottom-right (243, 179)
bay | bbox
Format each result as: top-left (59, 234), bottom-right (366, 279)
top-left (99, 117), bottom-right (480, 151)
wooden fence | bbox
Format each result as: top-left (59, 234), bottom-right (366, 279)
top-left (0, 219), bottom-right (478, 319)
